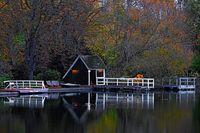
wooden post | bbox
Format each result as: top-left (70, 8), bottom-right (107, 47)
top-left (179, 78), bottom-right (181, 89)
top-left (88, 70), bottom-right (91, 85)
top-left (132, 79), bottom-right (134, 86)
top-left (88, 93), bottom-right (91, 110)
top-left (152, 93), bottom-right (154, 102)
top-left (132, 94), bottom-right (133, 102)
top-left (103, 93), bottom-right (106, 110)
top-left (95, 70), bottom-right (97, 85)
top-left (103, 69), bottom-right (105, 85)
top-left (142, 94), bottom-right (144, 102)
top-left (147, 93), bottom-right (149, 108)
top-left (95, 93), bottom-right (98, 110)
top-left (116, 93), bottom-right (118, 102)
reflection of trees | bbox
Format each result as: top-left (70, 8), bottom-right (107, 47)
top-left (156, 103), bottom-right (192, 133)
top-left (0, 93), bottom-right (197, 133)
top-left (0, 99), bottom-right (87, 133)
top-left (0, 106), bottom-right (25, 133)
top-left (118, 103), bottom-right (193, 133)
top-left (87, 101), bottom-right (194, 133)
top-left (87, 109), bottom-right (118, 133)
top-left (193, 97), bottom-right (200, 133)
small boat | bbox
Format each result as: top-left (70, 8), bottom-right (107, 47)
top-left (60, 83), bottom-right (80, 88)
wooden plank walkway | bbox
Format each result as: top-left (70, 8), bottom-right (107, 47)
top-left (161, 77), bottom-right (196, 90)
top-left (0, 84), bottom-right (151, 96)
top-left (48, 87), bottom-right (92, 93)
top-left (0, 87), bottom-right (93, 96)
top-left (92, 85), bottom-right (150, 92)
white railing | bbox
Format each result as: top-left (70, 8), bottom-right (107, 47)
top-left (5, 96), bottom-right (46, 108)
top-left (179, 77), bottom-right (196, 89)
top-left (4, 80), bottom-right (46, 89)
top-left (95, 93), bottom-right (155, 110)
top-left (96, 77), bottom-right (154, 89)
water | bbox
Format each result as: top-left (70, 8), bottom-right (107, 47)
top-left (0, 91), bottom-right (199, 133)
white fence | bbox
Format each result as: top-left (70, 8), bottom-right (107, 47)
top-left (4, 96), bottom-right (46, 108)
top-left (4, 80), bottom-right (46, 89)
top-left (162, 77), bottom-right (196, 90)
top-left (96, 77), bottom-right (154, 89)
top-left (179, 77), bottom-right (196, 90)
top-left (95, 93), bottom-right (155, 110)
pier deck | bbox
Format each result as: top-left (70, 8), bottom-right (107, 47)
top-left (162, 77), bottom-right (196, 90)
top-left (0, 85), bottom-right (150, 96)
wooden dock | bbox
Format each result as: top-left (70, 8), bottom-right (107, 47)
top-left (96, 77), bottom-right (154, 90)
top-left (0, 79), bottom-right (155, 96)
top-left (0, 85), bottom-right (150, 96)
top-left (0, 87), bottom-right (93, 96)
top-left (161, 77), bottom-right (196, 91)
top-left (48, 87), bottom-right (92, 93)
top-left (92, 85), bottom-right (150, 92)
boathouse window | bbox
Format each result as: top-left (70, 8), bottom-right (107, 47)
top-left (72, 70), bottom-right (79, 74)
top-left (97, 70), bottom-right (104, 77)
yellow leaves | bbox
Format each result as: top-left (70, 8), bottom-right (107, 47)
top-left (172, 43), bottom-right (183, 53)
top-left (127, 8), bottom-right (139, 21)
top-left (20, 0), bottom-right (31, 10)
top-left (157, 103), bottom-right (191, 132)
top-left (0, 46), bottom-right (9, 61)
top-left (0, 1), bottom-right (5, 7)
top-left (169, 60), bottom-right (185, 75)
top-left (87, 110), bottom-right (118, 133)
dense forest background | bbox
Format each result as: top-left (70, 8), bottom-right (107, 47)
top-left (0, 0), bottom-right (199, 81)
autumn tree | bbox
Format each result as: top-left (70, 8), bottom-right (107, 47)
top-left (0, 0), bottom-right (100, 79)
top-left (186, 0), bottom-right (200, 74)
top-left (86, 0), bottom-right (193, 77)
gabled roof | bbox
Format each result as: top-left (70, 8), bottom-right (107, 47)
top-left (62, 55), bottom-right (106, 79)
top-left (80, 55), bottom-right (106, 70)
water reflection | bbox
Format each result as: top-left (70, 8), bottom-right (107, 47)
top-left (95, 93), bottom-right (155, 110)
top-left (0, 91), bottom-right (199, 133)
top-left (4, 95), bottom-right (46, 108)
top-left (62, 97), bottom-right (89, 124)
top-left (156, 91), bottom-right (196, 105)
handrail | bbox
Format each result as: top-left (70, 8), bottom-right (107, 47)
top-left (4, 80), bottom-right (46, 89)
top-left (161, 77), bottom-right (196, 89)
top-left (96, 77), bottom-right (154, 89)
top-left (179, 77), bottom-right (196, 89)
top-left (5, 96), bottom-right (46, 108)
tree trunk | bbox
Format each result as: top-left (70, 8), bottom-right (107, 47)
top-left (26, 38), bottom-right (36, 80)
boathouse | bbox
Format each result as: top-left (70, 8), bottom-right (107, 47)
top-left (62, 55), bottom-right (106, 85)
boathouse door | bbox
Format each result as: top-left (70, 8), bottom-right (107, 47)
top-left (95, 69), bottom-right (105, 85)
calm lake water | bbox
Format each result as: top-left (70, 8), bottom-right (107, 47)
top-left (0, 91), bottom-right (200, 133)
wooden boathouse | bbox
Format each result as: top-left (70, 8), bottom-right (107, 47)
top-left (63, 55), bottom-right (154, 90)
top-left (62, 55), bottom-right (106, 85)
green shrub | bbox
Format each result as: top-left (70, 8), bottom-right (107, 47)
top-left (11, 63), bottom-right (28, 79)
top-left (191, 55), bottom-right (200, 73)
top-left (34, 69), bottom-right (61, 81)
top-left (0, 73), bottom-right (12, 88)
